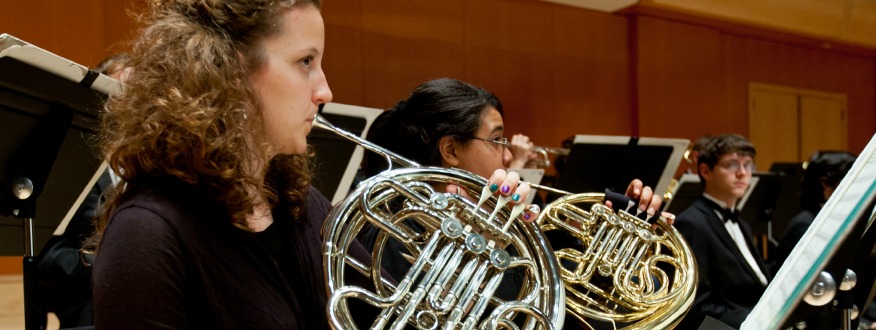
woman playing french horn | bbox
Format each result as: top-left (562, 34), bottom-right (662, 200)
top-left (89, 1), bottom-right (538, 328)
top-left (362, 77), bottom-right (669, 329)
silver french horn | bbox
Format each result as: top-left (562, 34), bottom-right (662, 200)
top-left (316, 115), bottom-right (697, 330)
top-left (316, 115), bottom-right (566, 330)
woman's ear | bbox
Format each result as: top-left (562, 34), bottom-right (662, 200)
top-left (438, 136), bottom-right (461, 167)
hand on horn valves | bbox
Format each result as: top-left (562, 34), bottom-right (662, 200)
top-left (446, 169), bottom-right (540, 223)
top-left (604, 179), bottom-right (676, 228)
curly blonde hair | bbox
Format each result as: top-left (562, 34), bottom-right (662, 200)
top-left (95, 0), bottom-right (322, 241)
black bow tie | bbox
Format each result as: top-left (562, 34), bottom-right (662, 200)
top-left (722, 208), bottom-right (739, 224)
top-left (703, 198), bottom-right (739, 223)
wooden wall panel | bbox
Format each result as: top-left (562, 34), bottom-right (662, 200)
top-left (635, 16), bottom-right (730, 140)
top-left (0, 257), bottom-right (20, 275)
top-left (322, 0), bottom-right (635, 150)
top-left (103, 0), bottom-right (144, 55)
top-left (322, 1), bottom-right (364, 105)
top-left (724, 36), bottom-right (876, 153)
top-left (546, 6), bottom-right (633, 144)
top-left (0, 0), bottom-right (874, 274)
top-left (633, 14), bottom-right (874, 155)
top-left (2, 0), bottom-right (872, 152)
top-left (464, 0), bottom-right (556, 145)
top-left (0, 1), bottom-right (101, 66)
top-left (0, 0), bottom-right (138, 68)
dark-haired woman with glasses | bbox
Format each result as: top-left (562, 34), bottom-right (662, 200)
top-left (359, 78), bottom-right (540, 304)
top-left (359, 78), bottom-right (664, 311)
top-left (363, 77), bottom-right (662, 211)
top-left (363, 77), bottom-right (512, 179)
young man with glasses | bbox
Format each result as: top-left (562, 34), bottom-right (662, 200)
top-left (674, 134), bottom-right (771, 329)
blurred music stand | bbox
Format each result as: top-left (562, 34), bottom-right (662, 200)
top-left (308, 103), bottom-right (382, 204)
top-left (770, 162), bottom-right (805, 179)
top-left (766, 163), bottom-right (805, 241)
top-left (743, 133), bottom-right (876, 330)
top-left (0, 34), bottom-right (111, 329)
top-left (557, 135), bottom-right (688, 196)
top-left (664, 173), bottom-right (702, 215)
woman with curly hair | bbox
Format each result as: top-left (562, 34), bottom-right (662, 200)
top-left (91, 0), bottom-right (335, 328)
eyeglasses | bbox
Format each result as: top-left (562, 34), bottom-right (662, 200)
top-left (461, 136), bottom-right (509, 150)
top-left (717, 160), bottom-right (756, 172)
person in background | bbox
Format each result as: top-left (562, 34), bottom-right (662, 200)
top-left (364, 78), bottom-right (660, 211)
top-left (685, 135), bottom-right (712, 174)
top-left (509, 133), bottom-right (538, 169)
top-left (93, 53), bottom-right (131, 83)
top-left (774, 150), bottom-right (856, 267)
top-left (362, 77), bottom-right (664, 329)
top-left (674, 133), bottom-right (771, 329)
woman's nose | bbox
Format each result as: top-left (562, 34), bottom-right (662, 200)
top-left (313, 70), bottom-right (333, 105)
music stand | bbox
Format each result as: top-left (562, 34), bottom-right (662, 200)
top-left (0, 34), bottom-right (112, 330)
top-left (664, 173), bottom-right (702, 215)
top-left (556, 135), bottom-right (688, 196)
top-left (308, 103), bottom-right (382, 204)
top-left (743, 133), bottom-right (876, 330)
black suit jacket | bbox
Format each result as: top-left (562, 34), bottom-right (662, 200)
top-left (674, 197), bottom-right (772, 329)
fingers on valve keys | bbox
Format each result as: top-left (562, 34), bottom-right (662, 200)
top-left (472, 170), bottom-right (540, 233)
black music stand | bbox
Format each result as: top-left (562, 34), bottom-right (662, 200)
top-left (743, 133), bottom-right (876, 330)
top-left (0, 34), bottom-right (110, 330)
top-left (664, 173), bottom-right (702, 215)
top-left (557, 135), bottom-right (688, 196)
top-left (307, 103), bottom-right (382, 204)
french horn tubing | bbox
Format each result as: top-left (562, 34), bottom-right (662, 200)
top-left (537, 194), bottom-right (697, 329)
top-left (316, 115), bottom-right (566, 330)
top-left (316, 114), bottom-right (697, 329)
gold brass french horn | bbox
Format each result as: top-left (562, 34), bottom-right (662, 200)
top-left (538, 194), bottom-right (696, 329)
top-left (316, 115), bottom-right (696, 329)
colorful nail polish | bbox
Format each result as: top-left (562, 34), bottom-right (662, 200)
top-left (524, 213), bottom-right (531, 221)
top-left (511, 193), bottom-right (520, 202)
top-left (490, 183), bottom-right (499, 192)
top-left (501, 185), bottom-right (510, 194)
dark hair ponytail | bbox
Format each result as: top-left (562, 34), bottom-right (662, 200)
top-left (364, 78), bottom-right (503, 177)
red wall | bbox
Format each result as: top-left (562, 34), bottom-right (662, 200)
top-left (319, 0), bottom-right (875, 154)
top-left (0, 0), bottom-right (874, 272)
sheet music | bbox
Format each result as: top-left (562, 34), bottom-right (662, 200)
top-left (54, 162), bottom-right (109, 236)
top-left (742, 133), bottom-right (876, 329)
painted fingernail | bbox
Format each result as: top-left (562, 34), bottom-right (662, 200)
top-left (524, 213), bottom-right (531, 221)
top-left (490, 183), bottom-right (499, 192)
top-left (528, 205), bottom-right (540, 213)
top-left (501, 185), bottom-right (510, 194)
top-left (511, 193), bottom-right (520, 202)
